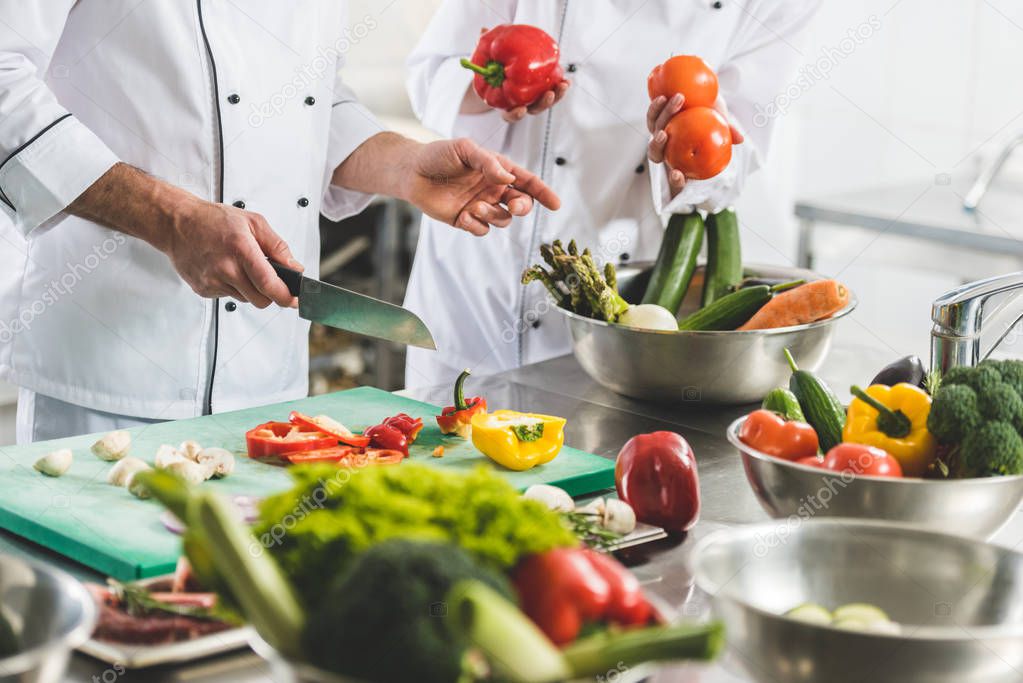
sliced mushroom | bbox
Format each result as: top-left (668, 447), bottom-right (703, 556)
top-left (91, 431), bottom-right (131, 462)
top-left (164, 460), bottom-right (207, 485)
top-left (154, 444), bottom-right (186, 469)
top-left (179, 440), bottom-right (203, 462)
top-left (196, 447), bottom-right (234, 479)
top-left (33, 449), bottom-right (73, 477)
top-left (107, 457), bottom-right (151, 488)
top-left (523, 484), bottom-right (575, 512)
top-left (602, 499), bottom-right (637, 535)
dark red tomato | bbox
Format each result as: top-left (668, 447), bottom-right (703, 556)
top-left (363, 424), bottom-right (409, 457)
top-left (663, 107), bottom-right (732, 180)
top-left (822, 443), bottom-right (903, 478)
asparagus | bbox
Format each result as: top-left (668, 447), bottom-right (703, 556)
top-left (521, 266), bottom-right (566, 306)
top-left (522, 241), bottom-right (627, 322)
top-left (604, 262), bottom-right (618, 293)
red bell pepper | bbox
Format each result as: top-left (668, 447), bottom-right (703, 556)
top-left (738, 409), bottom-right (819, 461)
top-left (363, 423), bottom-right (409, 458)
top-left (582, 548), bottom-right (651, 626)
top-left (460, 24), bottom-right (563, 111)
top-left (288, 411), bottom-right (370, 448)
top-left (284, 446), bottom-right (358, 464)
top-left (436, 369), bottom-right (487, 438)
top-left (380, 413), bottom-right (423, 444)
top-left (615, 431), bottom-right (700, 533)
top-left (245, 421), bottom-right (337, 459)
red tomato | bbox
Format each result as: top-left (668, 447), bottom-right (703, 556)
top-left (663, 107), bottom-right (732, 180)
top-left (363, 424), bottom-right (409, 457)
top-left (738, 410), bottom-right (819, 461)
top-left (245, 422), bottom-right (337, 459)
top-left (822, 443), bottom-right (903, 478)
top-left (647, 55), bottom-right (718, 108)
top-left (795, 455), bottom-right (824, 468)
top-left (288, 411), bottom-right (370, 448)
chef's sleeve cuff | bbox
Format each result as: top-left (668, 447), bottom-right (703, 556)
top-left (0, 115), bottom-right (119, 237)
top-left (649, 140), bottom-right (760, 217)
top-left (321, 99), bottom-right (386, 222)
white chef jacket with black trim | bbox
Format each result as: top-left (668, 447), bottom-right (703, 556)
top-left (0, 1), bottom-right (382, 419)
top-left (403, 0), bottom-right (819, 389)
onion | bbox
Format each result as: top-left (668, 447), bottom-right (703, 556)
top-left (618, 304), bottom-right (678, 331)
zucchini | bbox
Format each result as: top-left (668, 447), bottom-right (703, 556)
top-left (641, 212), bottom-right (704, 315)
top-left (784, 349), bottom-right (845, 451)
top-left (678, 280), bottom-right (803, 331)
top-left (701, 209), bottom-right (742, 307)
top-left (762, 388), bottom-right (805, 422)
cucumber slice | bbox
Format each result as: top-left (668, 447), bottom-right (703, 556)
top-left (785, 603), bottom-right (832, 625)
top-left (832, 603), bottom-right (891, 625)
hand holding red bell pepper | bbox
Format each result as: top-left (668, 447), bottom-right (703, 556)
top-left (738, 409), bottom-right (819, 461)
top-left (513, 547), bottom-right (651, 646)
top-left (615, 431), bottom-right (700, 533)
top-left (436, 369), bottom-right (487, 438)
top-left (461, 24), bottom-right (564, 110)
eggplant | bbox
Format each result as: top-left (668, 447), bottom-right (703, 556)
top-left (870, 355), bottom-right (926, 388)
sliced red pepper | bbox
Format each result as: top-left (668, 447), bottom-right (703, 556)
top-left (285, 446), bottom-right (360, 464)
top-left (436, 369), bottom-right (487, 438)
top-left (363, 424), bottom-right (409, 458)
top-left (380, 413), bottom-right (424, 444)
top-left (245, 421), bottom-right (337, 459)
top-left (288, 411), bottom-right (371, 448)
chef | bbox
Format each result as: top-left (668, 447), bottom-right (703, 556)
top-left (0, 2), bottom-right (558, 442)
top-left (404, 0), bottom-right (820, 388)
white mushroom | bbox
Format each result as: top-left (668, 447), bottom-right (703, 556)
top-left (179, 440), bottom-right (203, 462)
top-left (602, 499), bottom-right (637, 535)
top-left (33, 449), bottom-right (73, 477)
top-left (91, 431), bottom-right (131, 462)
top-left (107, 457), bottom-right (151, 488)
top-left (164, 460), bottom-right (207, 485)
top-left (128, 476), bottom-right (151, 500)
top-left (196, 447), bottom-right (234, 479)
top-left (523, 484), bottom-right (575, 512)
top-left (576, 498), bottom-right (605, 516)
top-left (154, 444), bottom-right (186, 469)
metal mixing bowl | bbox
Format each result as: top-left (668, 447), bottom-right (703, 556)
top-left (729, 415), bottom-right (1023, 539)
top-left (556, 262), bottom-right (856, 404)
top-left (0, 555), bottom-right (96, 683)
top-left (691, 519), bottom-right (1023, 683)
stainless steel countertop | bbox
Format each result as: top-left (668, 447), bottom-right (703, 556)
top-left (2, 340), bottom-right (970, 682)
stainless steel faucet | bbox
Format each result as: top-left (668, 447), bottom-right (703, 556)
top-left (963, 131), bottom-right (1023, 211)
top-left (931, 272), bottom-right (1023, 372)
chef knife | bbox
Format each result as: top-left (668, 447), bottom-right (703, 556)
top-left (270, 261), bottom-right (436, 350)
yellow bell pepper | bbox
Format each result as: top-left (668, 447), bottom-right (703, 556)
top-left (843, 383), bottom-right (936, 477)
top-left (471, 410), bottom-right (566, 471)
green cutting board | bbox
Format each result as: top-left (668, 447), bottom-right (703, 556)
top-left (0, 387), bottom-right (614, 580)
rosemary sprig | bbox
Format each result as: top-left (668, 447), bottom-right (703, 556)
top-left (562, 511), bottom-right (622, 552)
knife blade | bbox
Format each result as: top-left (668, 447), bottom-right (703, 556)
top-left (270, 261), bottom-right (436, 350)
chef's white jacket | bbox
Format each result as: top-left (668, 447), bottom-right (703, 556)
top-left (0, 1), bottom-right (383, 419)
top-left (404, 0), bottom-right (819, 388)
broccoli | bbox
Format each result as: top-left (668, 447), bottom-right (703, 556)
top-left (928, 361), bottom-right (1023, 477)
top-left (303, 539), bottom-right (512, 683)
top-left (961, 421), bottom-right (1023, 476)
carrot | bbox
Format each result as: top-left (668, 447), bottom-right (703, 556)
top-left (737, 279), bottom-right (849, 330)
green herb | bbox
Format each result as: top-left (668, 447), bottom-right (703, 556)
top-left (111, 580), bottom-right (223, 622)
top-left (511, 422), bottom-right (544, 442)
top-left (562, 511), bottom-right (621, 551)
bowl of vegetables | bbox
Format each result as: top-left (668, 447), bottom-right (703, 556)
top-left (731, 356), bottom-right (1023, 539)
top-left (691, 519), bottom-right (1023, 683)
top-left (523, 215), bottom-right (855, 404)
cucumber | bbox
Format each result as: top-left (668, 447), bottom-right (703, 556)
top-left (784, 349), bottom-right (846, 452)
top-left (762, 387), bottom-right (805, 422)
top-left (678, 280), bottom-right (803, 331)
top-left (701, 209), bottom-right (742, 307)
top-left (641, 212), bottom-right (704, 315)
top-left (832, 603), bottom-right (890, 625)
top-left (785, 603), bottom-right (832, 625)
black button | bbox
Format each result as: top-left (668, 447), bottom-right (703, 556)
top-left (232, 200), bottom-right (246, 209)
top-left (531, 320), bottom-right (541, 329)
top-left (304, 96), bottom-right (315, 106)
top-left (620, 253), bottom-right (630, 262)
top-left (567, 64), bottom-right (577, 73)
top-left (712, 0), bottom-right (723, 7)
top-left (555, 157), bottom-right (567, 166)
top-left (224, 301), bottom-right (238, 312)
top-left (635, 164), bottom-right (645, 174)
top-left (227, 93), bottom-right (240, 104)
top-left (297, 197), bottom-right (309, 207)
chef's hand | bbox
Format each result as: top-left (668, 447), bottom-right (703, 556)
top-left (646, 94), bottom-right (745, 196)
top-left (499, 80), bottom-right (571, 123)
top-left (165, 200), bottom-right (302, 309)
top-left (405, 137), bottom-right (561, 235)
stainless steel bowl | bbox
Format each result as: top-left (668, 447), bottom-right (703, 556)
top-left (0, 555), bottom-right (96, 683)
top-left (729, 415), bottom-right (1023, 539)
top-left (691, 519), bottom-right (1023, 683)
top-left (557, 262), bottom-right (856, 404)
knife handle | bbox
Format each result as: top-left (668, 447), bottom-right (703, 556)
top-left (269, 260), bottom-right (303, 297)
